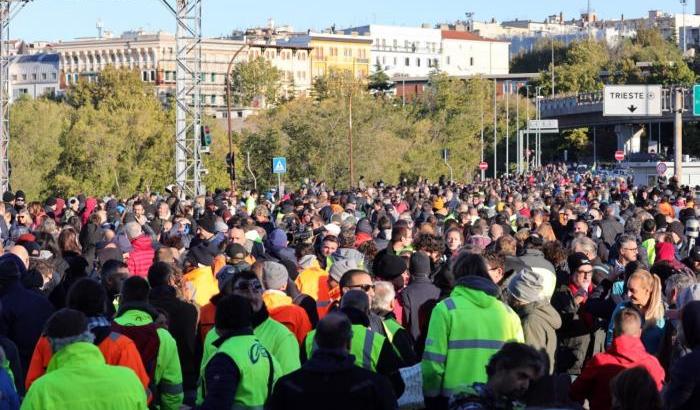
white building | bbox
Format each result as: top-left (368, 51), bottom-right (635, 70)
top-left (440, 30), bottom-right (509, 76)
top-left (9, 53), bottom-right (60, 101)
top-left (342, 24), bottom-right (441, 77)
top-left (26, 30), bottom-right (312, 112)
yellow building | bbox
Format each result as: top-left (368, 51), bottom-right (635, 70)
top-left (284, 32), bottom-right (372, 79)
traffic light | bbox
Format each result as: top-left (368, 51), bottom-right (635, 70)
top-left (225, 152), bottom-right (233, 166)
top-left (200, 125), bottom-right (212, 147)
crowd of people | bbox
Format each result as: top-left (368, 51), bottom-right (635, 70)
top-left (2, 165), bottom-right (700, 409)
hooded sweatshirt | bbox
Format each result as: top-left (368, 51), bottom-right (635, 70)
top-left (515, 301), bottom-right (562, 374)
top-left (571, 334), bottom-right (665, 410)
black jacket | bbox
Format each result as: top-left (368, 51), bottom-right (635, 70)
top-left (400, 275), bottom-right (440, 345)
top-left (269, 349), bottom-right (397, 410)
top-left (149, 285), bottom-right (200, 391)
top-left (664, 349), bottom-right (700, 410)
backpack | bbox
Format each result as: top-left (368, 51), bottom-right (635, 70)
top-left (111, 322), bottom-right (161, 397)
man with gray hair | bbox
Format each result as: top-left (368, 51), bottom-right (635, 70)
top-left (371, 281), bottom-right (417, 364)
top-left (22, 309), bottom-right (147, 409)
top-left (571, 236), bottom-right (610, 284)
top-left (124, 221), bottom-right (154, 278)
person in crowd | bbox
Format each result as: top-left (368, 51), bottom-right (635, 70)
top-left (449, 342), bottom-right (545, 410)
top-left (372, 281), bottom-right (418, 364)
top-left (507, 268), bottom-right (562, 374)
top-left (605, 269), bottom-right (665, 354)
top-left (22, 309), bottom-right (147, 409)
top-left (0, 251), bottom-right (54, 374)
top-left (302, 289), bottom-right (405, 396)
top-left (401, 251), bottom-right (440, 349)
top-left (261, 261), bottom-right (312, 344)
top-left (147, 262), bottom-right (199, 404)
top-left (25, 278), bottom-right (149, 395)
top-left (124, 222), bottom-right (154, 278)
top-left (270, 311), bottom-right (397, 410)
top-left (422, 252), bottom-right (524, 410)
top-left (663, 300), bottom-right (700, 409)
top-left (571, 307), bottom-right (665, 410)
top-left (112, 276), bottom-right (183, 410)
top-left (201, 271), bottom-right (300, 376)
top-left (610, 366), bottom-right (663, 410)
top-left (198, 294), bottom-right (280, 410)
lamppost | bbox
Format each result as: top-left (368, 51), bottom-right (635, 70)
top-left (225, 40), bottom-right (249, 193)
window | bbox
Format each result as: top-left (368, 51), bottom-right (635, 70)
top-left (10, 74), bottom-right (16, 81)
top-left (382, 56), bottom-right (386, 64)
top-left (42, 73), bottom-right (47, 80)
top-left (405, 57), bottom-right (410, 66)
top-left (211, 73), bottom-right (216, 82)
top-left (73, 56), bottom-right (78, 64)
top-left (150, 71), bottom-right (155, 82)
top-left (416, 58), bottom-right (420, 67)
top-left (73, 73), bottom-right (79, 82)
top-left (210, 95), bottom-right (216, 105)
top-left (404, 40), bottom-right (410, 49)
top-left (52, 73), bottom-right (57, 80)
top-left (392, 39), bottom-right (398, 49)
top-left (382, 39), bottom-right (387, 48)
top-left (428, 59), bottom-right (433, 68)
top-left (143, 71), bottom-right (149, 82)
top-left (447, 56), bottom-right (451, 65)
top-left (21, 74), bottom-right (26, 80)
top-left (470, 57), bottom-right (474, 66)
top-left (65, 74), bottom-right (71, 83)
top-left (393, 57), bottom-right (397, 65)
top-left (165, 71), bottom-right (170, 81)
top-left (32, 74), bottom-right (37, 80)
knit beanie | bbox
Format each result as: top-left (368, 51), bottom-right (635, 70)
top-left (507, 268), bottom-right (544, 304)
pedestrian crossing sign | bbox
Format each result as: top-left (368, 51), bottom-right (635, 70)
top-left (272, 157), bottom-right (287, 174)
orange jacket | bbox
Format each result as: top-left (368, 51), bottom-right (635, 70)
top-left (199, 302), bottom-right (216, 343)
top-left (26, 332), bottom-right (150, 396)
top-left (294, 265), bottom-right (328, 301)
top-left (269, 304), bottom-right (312, 345)
top-left (316, 280), bottom-right (341, 319)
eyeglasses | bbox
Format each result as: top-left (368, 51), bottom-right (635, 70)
top-left (577, 269), bottom-right (593, 275)
top-left (622, 247), bottom-right (638, 252)
top-left (347, 284), bottom-right (375, 292)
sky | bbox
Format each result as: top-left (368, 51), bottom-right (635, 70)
top-left (10, 0), bottom-right (691, 42)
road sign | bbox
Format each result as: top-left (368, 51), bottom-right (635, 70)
top-left (603, 85), bottom-right (662, 117)
top-left (656, 162), bottom-right (668, 175)
top-left (272, 157), bottom-right (287, 174)
top-left (614, 150), bottom-right (625, 161)
top-left (528, 119), bottom-right (559, 130)
top-left (693, 85), bottom-right (700, 116)
top-left (479, 161), bottom-right (488, 171)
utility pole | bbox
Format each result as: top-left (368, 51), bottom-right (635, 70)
top-left (551, 35), bottom-right (555, 96)
top-left (225, 42), bottom-right (249, 193)
top-left (505, 81), bottom-right (509, 176)
top-left (525, 85), bottom-right (530, 172)
top-left (516, 85), bottom-right (520, 174)
top-left (587, 0), bottom-right (592, 40)
top-left (481, 97), bottom-right (485, 180)
top-left (674, 87), bottom-right (684, 181)
top-left (349, 92), bottom-right (354, 187)
top-left (681, 0), bottom-right (688, 54)
top-left (593, 126), bottom-right (597, 166)
top-left (493, 79), bottom-right (497, 179)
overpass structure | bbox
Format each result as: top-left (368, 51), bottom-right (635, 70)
top-left (538, 88), bottom-right (696, 129)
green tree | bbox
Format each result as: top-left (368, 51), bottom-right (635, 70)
top-left (367, 62), bottom-right (392, 95)
top-left (230, 57), bottom-right (282, 107)
top-left (561, 128), bottom-right (589, 151)
top-left (9, 96), bottom-right (69, 198)
top-left (50, 67), bottom-right (174, 196)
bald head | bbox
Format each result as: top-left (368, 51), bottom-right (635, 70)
top-left (9, 245), bottom-right (29, 269)
top-left (315, 312), bottom-right (353, 350)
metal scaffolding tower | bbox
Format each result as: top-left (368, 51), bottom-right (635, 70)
top-left (160, 0), bottom-right (203, 197)
top-left (0, 0), bottom-right (29, 195)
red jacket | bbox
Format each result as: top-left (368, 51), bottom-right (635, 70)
top-left (127, 235), bottom-right (155, 278)
top-left (570, 334), bottom-right (665, 410)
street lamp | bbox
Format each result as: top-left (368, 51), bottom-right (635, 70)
top-left (681, 0), bottom-right (688, 54)
top-left (225, 40), bottom-right (249, 193)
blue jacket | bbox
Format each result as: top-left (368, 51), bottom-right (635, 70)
top-left (0, 367), bottom-right (18, 410)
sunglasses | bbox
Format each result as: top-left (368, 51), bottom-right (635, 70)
top-left (347, 284), bottom-right (375, 292)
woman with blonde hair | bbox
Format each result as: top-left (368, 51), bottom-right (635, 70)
top-left (605, 269), bottom-right (665, 354)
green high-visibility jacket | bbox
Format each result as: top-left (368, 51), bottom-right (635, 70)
top-left (422, 285), bottom-right (524, 398)
top-left (202, 334), bottom-right (281, 410)
top-left (304, 324), bottom-right (385, 371)
top-left (202, 318), bottom-right (300, 376)
top-left (21, 342), bottom-right (147, 410)
top-left (114, 309), bottom-right (183, 410)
